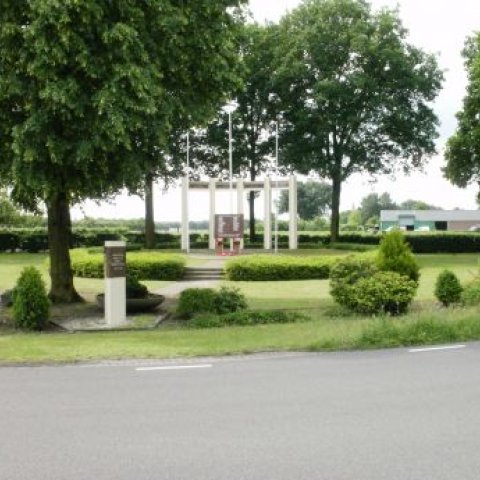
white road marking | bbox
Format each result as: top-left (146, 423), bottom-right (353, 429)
top-left (408, 345), bottom-right (466, 353)
top-left (136, 364), bottom-right (213, 372)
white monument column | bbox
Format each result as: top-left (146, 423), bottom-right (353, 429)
top-left (289, 175), bottom-right (298, 250)
top-left (104, 241), bottom-right (126, 326)
top-left (237, 178), bottom-right (245, 249)
top-left (181, 176), bottom-right (189, 252)
top-left (209, 178), bottom-right (216, 250)
top-left (264, 176), bottom-right (272, 250)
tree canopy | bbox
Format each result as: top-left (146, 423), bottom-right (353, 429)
top-left (186, 23), bottom-right (278, 240)
top-left (278, 180), bottom-right (332, 220)
top-left (445, 32), bottom-right (480, 192)
top-left (0, 0), bottom-right (245, 301)
top-left (272, 0), bottom-right (443, 241)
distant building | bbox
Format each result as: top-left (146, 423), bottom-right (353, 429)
top-left (380, 210), bottom-right (480, 232)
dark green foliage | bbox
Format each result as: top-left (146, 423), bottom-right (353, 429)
top-left (0, 0), bottom-right (245, 302)
top-left (330, 256), bottom-right (378, 310)
top-left (274, 0), bottom-right (442, 240)
top-left (177, 287), bottom-right (247, 317)
top-left (359, 193), bottom-right (397, 225)
top-left (126, 274), bottom-right (148, 299)
top-left (435, 270), bottom-right (463, 306)
top-left (351, 272), bottom-right (418, 315)
top-left (187, 310), bottom-right (306, 329)
top-left (377, 231), bottom-right (420, 282)
top-left (0, 288), bottom-right (16, 307)
top-left (177, 288), bottom-right (219, 317)
top-left (461, 279), bottom-right (480, 306)
top-left (0, 232), bottom-right (20, 252)
top-left (70, 249), bottom-right (185, 280)
top-left (12, 267), bottom-right (50, 331)
top-left (225, 255), bottom-right (333, 281)
top-left (445, 33), bottom-right (480, 190)
top-left (212, 287), bottom-right (248, 315)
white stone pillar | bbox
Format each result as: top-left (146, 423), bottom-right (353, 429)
top-left (264, 176), bottom-right (272, 250)
top-left (289, 175), bottom-right (298, 250)
top-left (181, 176), bottom-right (189, 252)
top-left (209, 178), bottom-right (216, 250)
top-left (237, 178), bottom-right (244, 249)
top-left (104, 241), bottom-right (126, 326)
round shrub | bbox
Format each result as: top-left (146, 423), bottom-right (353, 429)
top-left (330, 256), bottom-right (378, 310)
top-left (461, 279), bottom-right (480, 306)
top-left (377, 230), bottom-right (419, 282)
top-left (177, 288), bottom-right (218, 317)
top-left (351, 272), bottom-right (418, 315)
top-left (212, 287), bottom-right (247, 314)
top-left (12, 266), bottom-right (50, 330)
top-left (177, 287), bottom-right (247, 317)
top-left (434, 270), bottom-right (462, 307)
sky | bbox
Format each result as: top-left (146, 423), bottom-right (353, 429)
top-left (72, 0), bottom-right (480, 221)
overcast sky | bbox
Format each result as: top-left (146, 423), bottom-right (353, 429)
top-left (72, 0), bottom-right (480, 221)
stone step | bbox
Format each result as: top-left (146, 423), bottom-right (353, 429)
top-left (185, 267), bottom-right (224, 273)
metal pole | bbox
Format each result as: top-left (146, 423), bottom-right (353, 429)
top-left (186, 132), bottom-right (190, 253)
top-left (186, 131), bottom-right (190, 171)
top-left (229, 111), bottom-right (234, 251)
top-left (229, 111), bottom-right (233, 213)
top-left (274, 122), bottom-right (279, 254)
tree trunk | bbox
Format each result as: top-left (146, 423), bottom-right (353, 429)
top-left (145, 175), bottom-right (156, 249)
top-left (330, 172), bottom-right (342, 243)
top-left (47, 192), bottom-right (82, 303)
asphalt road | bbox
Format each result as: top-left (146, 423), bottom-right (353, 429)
top-left (2, 344), bottom-right (480, 480)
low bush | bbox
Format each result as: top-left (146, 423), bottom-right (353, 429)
top-left (12, 267), bottom-right (50, 330)
top-left (225, 255), bottom-right (334, 281)
top-left (177, 288), bottom-right (218, 317)
top-left (187, 310), bottom-right (307, 328)
top-left (213, 286), bottom-right (248, 314)
top-left (330, 256), bottom-right (378, 310)
top-left (70, 249), bottom-right (185, 280)
top-left (126, 274), bottom-right (148, 299)
top-left (376, 230), bottom-right (419, 282)
top-left (461, 278), bottom-right (480, 306)
top-left (177, 287), bottom-right (247, 317)
top-left (350, 272), bottom-right (418, 315)
top-left (435, 270), bottom-right (463, 306)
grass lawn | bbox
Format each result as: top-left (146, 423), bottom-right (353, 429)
top-left (1, 307), bottom-right (480, 364)
top-left (1, 251), bottom-right (480, 364)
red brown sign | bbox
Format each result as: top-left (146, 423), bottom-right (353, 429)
top-left (214, 214), bottom-right (244, 239)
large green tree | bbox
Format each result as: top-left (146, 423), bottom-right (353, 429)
top-left (272, 0), bottom-right (443, 241)
top-left (445, 33), bottom-right (480, 193)
top-left (359, 192), bottom-right (397, 224)
top-left (188, 23), bottom-right (278, 241)
top-left (278, 180), bottom-right (332, 220)
top-left (0, 0), bottom-right (245, 302)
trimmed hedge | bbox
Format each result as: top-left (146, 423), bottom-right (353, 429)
top-left (225, 255), bottom-right (334, 281)
top-left (3, 228), bottom-right (480, 254)
top-left (70, 249), bottom-right (185, 280)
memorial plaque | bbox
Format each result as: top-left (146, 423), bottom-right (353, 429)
top-left (105, 246), bottom-right (126, 278)
top-left (214, 214), bottom-right (244, 239)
